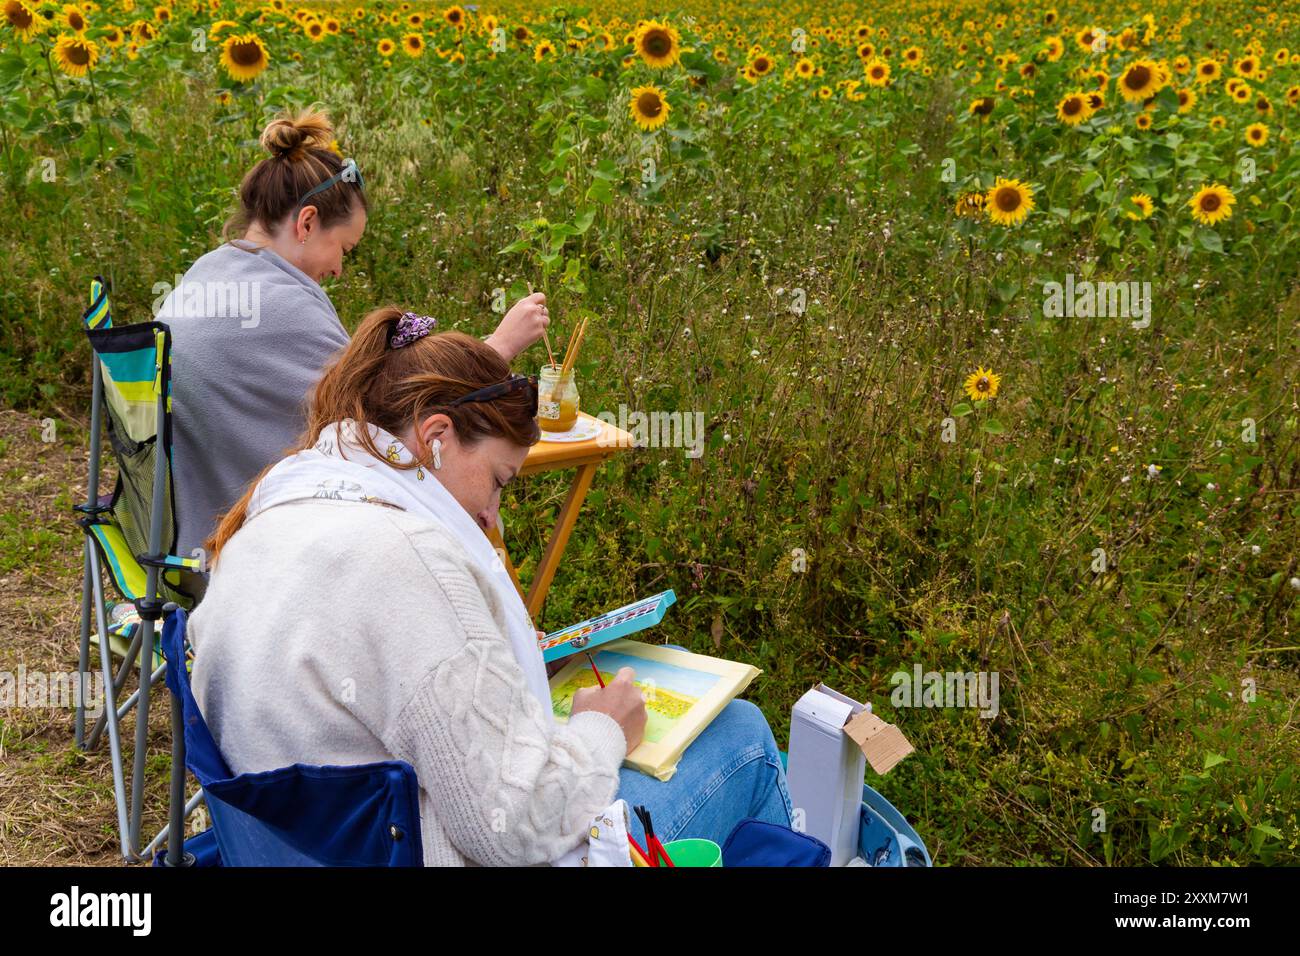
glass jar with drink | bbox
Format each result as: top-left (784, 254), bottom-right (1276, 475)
top-left (537, 364), bottom-right (580, 433)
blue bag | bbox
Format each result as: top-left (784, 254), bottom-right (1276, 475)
top-left (721, 818), bottom-right (832, 867)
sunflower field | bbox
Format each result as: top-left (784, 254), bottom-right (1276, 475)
top-left (2, 0), bottom-right (1299, 866)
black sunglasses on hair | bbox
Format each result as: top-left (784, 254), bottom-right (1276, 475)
top-left (294, 157), bottom-right (365, 212)
top-left (447, 374), bottom-right (539, 418)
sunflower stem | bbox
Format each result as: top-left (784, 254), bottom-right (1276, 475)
top-left (87, 66), bottom-right (107, 170)
top-left (42, 45), bottom-right (62, 103)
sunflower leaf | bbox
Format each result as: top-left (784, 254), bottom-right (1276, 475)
top-left (0, 53), bottom-right (25, 84)
top-left (1197, 230), bottom-right (1224, 253)
top-left (585, 178), bottom-right (614, 204)
top-left (590, 159), bottom-right (620, 181)
top-left (571, 206), bottom-right (596, 234)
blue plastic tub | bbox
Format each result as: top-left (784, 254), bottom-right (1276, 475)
top-left (778, 750), bottom-right (930, 867)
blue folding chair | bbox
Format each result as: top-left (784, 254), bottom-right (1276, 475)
top-left (157, 608), bottom-right (424, 866)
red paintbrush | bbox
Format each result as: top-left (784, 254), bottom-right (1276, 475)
top-left (585, 651), bottom-right (605, 688)
top-left (634, 805), bottom-right (675, 867)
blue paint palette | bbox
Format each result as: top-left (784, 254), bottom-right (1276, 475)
top-left (539, 590), bottom-right (677, 662)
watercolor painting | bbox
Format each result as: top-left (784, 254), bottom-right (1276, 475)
top-left (551, 648), bottom-right (722, 743)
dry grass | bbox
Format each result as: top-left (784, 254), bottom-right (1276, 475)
top-left (0, 408), bottom-right (176, 866)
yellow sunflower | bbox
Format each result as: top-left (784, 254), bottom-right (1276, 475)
top-left (1135, 111), bottom-right (1153, 130)
top-left (749, 52), bottom-right (775, 76)
top-left (377, 37), bottom-right (394, 57)
top-left (629, 85), bottom-right (669, 131)
top-left (1194, 58), bottom-right (1221, 84)
top-left (635, 19), bottom-right (679, 68)
top-left (304, 19), bottom-right (324, 41)
top-left (1117, 58), bottom-right (1163, 103)
top-left (1056, 91), bottom-right (1091, 125)
top-left (61, 2), bottom-right (86, 34)
top-left (985, 177), bottom-right (1034, 226)
top-left (954, 191), bottom-right (985, 217)
top-left (4, 0), bottom-right (39, 41)
top-left (1187, 183), bottom-right (1235, 225)
top-left (52, 32), bottom-right (98, 76)
top-left (1125, 193), bottom-right (1154, 220)
top-left (863, 57), bottom-right (890, 86)
top-left (969, 95), bottom-right (995, 117)
top-left (964, 367), bottom-right (1001, 402)
top-left (402, 32), bottom-right (424, 57)
top-left (1245, 123), bottom-right (1268, 147)
top-left (219, 32), bottom-right (268, 82)
top-left (533, 38), bottom-right (554, 62)
top-left (794, 56), bottom-right (815, 79)
top-left (442, 5), bottom-right (464, 29)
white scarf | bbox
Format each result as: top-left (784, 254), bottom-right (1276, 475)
top-left (245, 419), bottom-right (554, 725)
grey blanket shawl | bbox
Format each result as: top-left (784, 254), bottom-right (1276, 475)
top-left (159, 241), bottom-right (349, 557)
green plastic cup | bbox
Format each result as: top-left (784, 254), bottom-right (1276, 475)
top-left (661, 838), bottom-right (722, 867)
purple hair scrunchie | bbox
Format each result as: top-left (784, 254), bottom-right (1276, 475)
top-left (389, 311), bottom-right (437, 349)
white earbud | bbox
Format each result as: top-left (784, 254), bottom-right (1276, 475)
top-left (431, 439), bottom-right (442, 470)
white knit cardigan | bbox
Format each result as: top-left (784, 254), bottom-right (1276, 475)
top-left (188, 497), bottom-right (628, 866)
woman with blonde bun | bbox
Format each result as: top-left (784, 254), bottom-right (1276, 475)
top-left (158, 107), bottom-right (550, 564)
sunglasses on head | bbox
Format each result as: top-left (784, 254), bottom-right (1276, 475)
top-left (294, 157), bottom-right (365, 212)
top-left (447, 374), bottom-right (539, 418)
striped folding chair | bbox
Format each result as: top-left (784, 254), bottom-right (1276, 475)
top-left (73, 276), bottom-right (204, 864)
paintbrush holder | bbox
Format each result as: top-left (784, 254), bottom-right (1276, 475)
top-left (538, 364), bottom-right (580, 432)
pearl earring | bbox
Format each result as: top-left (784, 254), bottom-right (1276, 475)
top-left (431, 439), bottom-right (442, 470)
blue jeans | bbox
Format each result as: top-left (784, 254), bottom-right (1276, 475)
top-left (615, 645), bottom-right (793, 849)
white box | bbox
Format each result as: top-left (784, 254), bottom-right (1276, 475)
top-left (786, 684), bottom-right (871, 866)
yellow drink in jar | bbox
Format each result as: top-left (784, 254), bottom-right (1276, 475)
top-left (538, 364), bottom-right (580, 433)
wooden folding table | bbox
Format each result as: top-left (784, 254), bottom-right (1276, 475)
top-left (486, 412), bottom-right (634, 622)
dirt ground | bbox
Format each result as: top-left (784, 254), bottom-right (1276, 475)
top-left (0, 408), bottom-right (179, 866)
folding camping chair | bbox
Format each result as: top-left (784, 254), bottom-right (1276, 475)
top-left (158, 608), bottom-right (424, 866)
top-left (73, 276), bottom-right (204, 863)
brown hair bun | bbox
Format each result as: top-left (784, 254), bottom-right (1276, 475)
top-left (259, 108), bottom-right (335, 162)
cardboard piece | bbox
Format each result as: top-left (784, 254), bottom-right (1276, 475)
top-left (844, 709), bottom-right (915, 775)
top-left (786, 684), bottom-right (916, 866)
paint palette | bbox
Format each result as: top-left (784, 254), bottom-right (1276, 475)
top-left (539, 590), bottom-right (677, 663)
